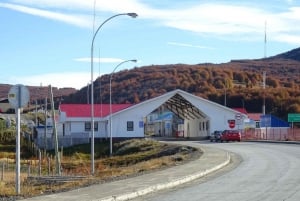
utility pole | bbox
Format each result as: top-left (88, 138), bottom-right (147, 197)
top-left (224, 79), bottom-right (227, 106)
top-left (263, 71), bottom-right (266, 115)
top-left (44, 97), bottom-right (48, 155)
top-left (263, 21), bottom-right (267, 115)
top-left (49, 85), bottom-right (61, 175)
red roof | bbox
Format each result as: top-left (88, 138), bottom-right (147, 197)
top-left (248, 113), bottom-right (262, 121)
top-left (59, 104), bottom-right (132, 118)
top-left (232, 108), bottom-right (248, 115)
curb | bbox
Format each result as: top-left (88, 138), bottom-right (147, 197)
top-left (245, 140), bottom-right (300, 145)
top-left (97, 152), bottom-right (230, 201)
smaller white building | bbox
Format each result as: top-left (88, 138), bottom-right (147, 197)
top-left (59, 104), bottom-right (133, 138)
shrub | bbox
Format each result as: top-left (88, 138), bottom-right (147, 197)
top-left (0, 130), bottom-right (15, 144)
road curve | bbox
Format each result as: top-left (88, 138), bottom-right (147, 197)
top-left (134, 142), bottom-right (300, 201)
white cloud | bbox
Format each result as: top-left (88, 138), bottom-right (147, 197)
top-left (167, 42), bottom-right (214, 49)
top-left (11, 0), bottom-right (93, 10)
top-left (11, 0), bottom-right (143, 12)
top-left (3, 1), bottom-right (300, 45)
top-left (273, 34), bottom-right (300, 45)
top-left (6, 72), bottom-right (90, 90)
top-left (0, 3), bottom-right (92, 28)
top-left (286, 0), bottom-right (294, 4)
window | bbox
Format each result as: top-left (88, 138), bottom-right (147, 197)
top-left (85, 122), bottom-right (98, 131)
top-left (127, 121), bottom-right (134, 131)
top-left (256, 121), bottom-right (260, 128)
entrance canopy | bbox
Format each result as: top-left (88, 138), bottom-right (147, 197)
top-left (163, 93), bottom-right (207, 120)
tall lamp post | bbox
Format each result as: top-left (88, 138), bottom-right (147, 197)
top-left (90, 13), bottom-right (137, 175)
top-left (110, 59), bottom-right (137, 155)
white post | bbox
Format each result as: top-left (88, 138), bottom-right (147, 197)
top-left (16, 107), bottom-right (21, 194)
top-left (44, 97), bottom-right (47, 152)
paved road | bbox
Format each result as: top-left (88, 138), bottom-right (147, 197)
top-left (23, 140), bottom-right (230, 201)
top-left (133, 142), bottom-right (300, 201)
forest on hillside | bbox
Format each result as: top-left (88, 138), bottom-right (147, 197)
top-left (64, 57), bottom-right (300, 120)
top-left (2, 48), bottom-right (300, 121)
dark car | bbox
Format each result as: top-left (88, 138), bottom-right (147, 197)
top-left (210, 130), bottom-right (222, 142)
top-left (220, 130), bottom-right (241, 142)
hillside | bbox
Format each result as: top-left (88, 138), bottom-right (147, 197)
top-left (0, 84), bottom-right (77, 106)
top-left (266, 47), bottom-right (300, 61)
top-left (1, 47), bottom-right (300, 120)
top-left (63, 47), bottom-right (300, 120)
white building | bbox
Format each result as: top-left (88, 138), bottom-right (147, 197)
top-left (58, 89), bottom-right (247, 141)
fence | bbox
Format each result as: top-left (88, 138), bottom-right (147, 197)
top-left (34, 133), bottom-right (90, 150)
top-left (0, 148), bottom-right (89, 195)
top-left (1, 153), bottom-right (57, 184)
top-left (242, 128), bottom-right (300, 141)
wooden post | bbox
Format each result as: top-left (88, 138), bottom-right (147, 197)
top-left (1, 162), bottom-right (4, 181)
top-left (27, 162), bottom-right (31, 177)
top-left (49, 85), bottom-right (61, 175)
top-left (61, 146), bottom-right (63, 161)
top-left (47, 157), bottom-right (51, 176)
top-left (38, 150), bottom-right (41, 176)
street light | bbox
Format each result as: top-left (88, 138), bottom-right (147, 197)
top-left (109, 59), bottom-right (137, 155)
top-left (90, 13), bottom-right (138, 175)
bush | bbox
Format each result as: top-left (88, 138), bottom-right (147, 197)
top-left (0, 130), bottom-right (15, 144)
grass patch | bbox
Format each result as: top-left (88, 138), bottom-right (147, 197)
top-left (0, 138), bottom-right (201, 199)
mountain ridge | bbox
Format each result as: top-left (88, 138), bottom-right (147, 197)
top-left (1, 47), bottom-right (300, 119)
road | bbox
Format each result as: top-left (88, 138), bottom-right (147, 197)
top-left (133, 141), bottom-right (300, 201)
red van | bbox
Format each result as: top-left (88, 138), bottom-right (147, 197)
top-left (221, 130), bottom-right (241, 142)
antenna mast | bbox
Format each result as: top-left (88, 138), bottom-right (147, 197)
top-left (262, 21), bottom-right (267, 115)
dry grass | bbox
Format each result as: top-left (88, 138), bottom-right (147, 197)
top-left (0, 139), bottom-right (200, 199)
top-left (0, 171), bottom-right (28, 196)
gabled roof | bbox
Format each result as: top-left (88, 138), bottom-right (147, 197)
top-left (110, 89), bottom-right (247, 120)
top-left (59, 104), bottom-right (132, 118)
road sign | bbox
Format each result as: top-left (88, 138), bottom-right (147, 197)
top-left (8, 84), bottom-right (30, 108)
top-left (7, 84), bottom-right (30, 195)
top-left (288, 113), bottom-right (300, 122)
top-left (235, 113), bottom-right (242, 120)
top-left (228, 119), bottom-right (235, 129)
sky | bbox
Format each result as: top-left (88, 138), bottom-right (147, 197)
top-left (1, 0), bottom-right (300, 90)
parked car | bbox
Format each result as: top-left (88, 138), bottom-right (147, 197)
top-left (210, 130), bottom-right (223, 142)
top-left (221, 130), bottom-right (241, 142)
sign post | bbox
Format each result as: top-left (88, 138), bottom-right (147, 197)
top-left (288, 113), bottom-right (300, 122)
top-left (288, 113), bottom-right (300, 139)
top-left (8, 84), bottom-right (29, 195)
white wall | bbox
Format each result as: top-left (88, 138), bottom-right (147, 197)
top-left (62, 118), bottom-right (108, 138)
top-left (181, 91), bottom-right (247, 132)
top-left (111, 113), bottom-right (145, 138)
top-left (184, 118), bottom-right (209, 138)
top-left (109, 92), bottom-right (176, 138)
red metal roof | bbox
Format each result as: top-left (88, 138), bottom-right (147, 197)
top-left (232, 108), bottom-right (248, 115)
top-left (59, 104), bottom-right (132, 118)
top-left (247, 113), bottom-right (262, 121)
